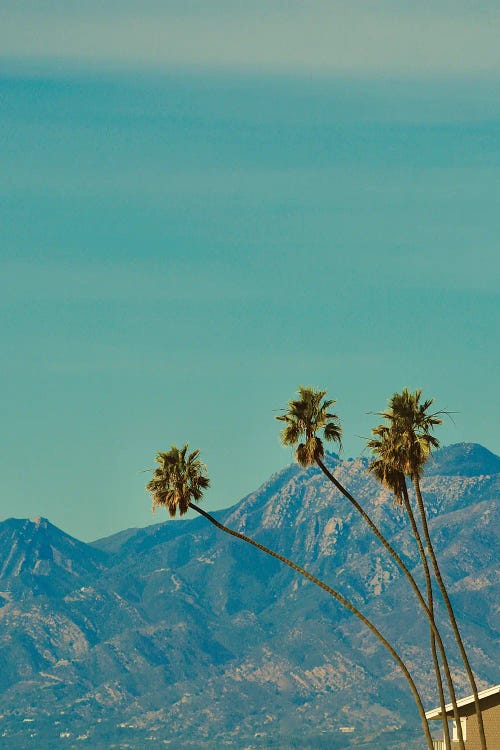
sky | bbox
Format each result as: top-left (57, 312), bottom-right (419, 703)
top-left (1, 3), bottom-right (499, 541)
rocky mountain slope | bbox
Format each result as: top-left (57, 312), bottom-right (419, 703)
top-left (0, 444), bottom-right (498, 749)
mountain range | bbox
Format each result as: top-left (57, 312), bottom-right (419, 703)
top-left (0, 443), bottom-right (498, 749)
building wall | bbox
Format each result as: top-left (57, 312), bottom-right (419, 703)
top-left (457, 694), bottom-right (500, 750)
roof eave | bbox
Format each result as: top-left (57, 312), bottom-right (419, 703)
top-left (426, 684), bottom-right (500, 720)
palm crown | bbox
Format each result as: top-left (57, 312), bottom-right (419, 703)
top-left (276, 386), bottom-right (342, 467)
top-left (377, 388), bottom-right (442, 478)
top-left (146, 444), bottom-right (210, 517)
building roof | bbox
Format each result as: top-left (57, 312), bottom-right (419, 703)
top-left (426, 684), bottom-right (500, 720)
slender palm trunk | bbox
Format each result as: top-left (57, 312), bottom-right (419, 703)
top-left (401, 483), bottom-right (456, 750)
top-left (189, 501), bottom-right (435, 750)
top-left (413, 478), bottom-right (487, 750)
top-left (315, 455), bottom-right (467, 747)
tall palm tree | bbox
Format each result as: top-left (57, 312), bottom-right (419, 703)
top-left (379, 389), bottom-right (487, 750)
top-left (276, 386), bottom-right (343, 467)
top-left (146, 443), bottom-right (435, 750)
top-left (148, 444), bottom-right (210, 517)
top-left (277, 386), bottom-right (466, 750)
top-left (368, 426), bottom-right (454, 750)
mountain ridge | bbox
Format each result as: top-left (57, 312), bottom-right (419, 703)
top-left (424, 443), bottom-right (500, 477)
top-left (90, 442), bottom-right (498, 555)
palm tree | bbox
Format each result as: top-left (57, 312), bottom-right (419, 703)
top-left (147, 444), bottom-right (210, 517)
top-left (146, 443), bottom-right (435, 749)
top-left (276, 386), bottom-right (343, 467)
top-left (368, 425), bottom-right (454, 750)
top-left (277, 386), bottom-right (468, 749)
top-left (379, 389), bottom-right (487, 750)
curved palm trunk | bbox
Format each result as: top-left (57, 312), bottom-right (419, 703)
top-left (189, 501), bottom-right (435, 750)
top-left (413, 478), bottom-right (487, 750)
top-left (401, 483), bottom-right (456, 750)
top-left (315, 455), bottom-right (467, 745)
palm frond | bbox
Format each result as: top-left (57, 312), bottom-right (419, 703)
top-left (324, 421), bottom-right (343, 447)
top-left (279, 421), bottom-right (302, 447)
top-left (368, 456), bottom-right (405, 505)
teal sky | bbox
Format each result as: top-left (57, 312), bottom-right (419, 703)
top-left (1, 4), bottom-right (499, 541)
